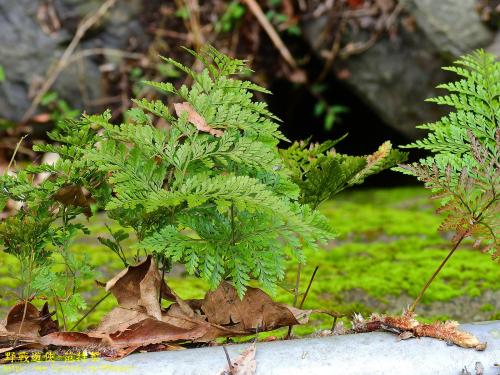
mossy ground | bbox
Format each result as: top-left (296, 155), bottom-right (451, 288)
top-left (1, 187), bottom-right (498, 339)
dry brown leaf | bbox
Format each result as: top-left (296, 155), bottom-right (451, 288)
top-left (39, 332), bottom-right (103, 347)
top-left (105, 345), bottom-right (141, 361)
top-left (5, 302), bottom-right (43, 337)
top-left (52, 185), bottom-right (93, 217)
top-left (200, 282), bottom-right (311, 332)
top-left (174, 102), bottom-right (224, 137)
top-left (94, 307), bottom-right (149, 333)
top-left (106, 256), bottom-right (165, 319)
top-left (0, 264), bottom-right (324, 358)
top-left (0, 342), bottom-right (43, 356)
top-left (0, 347), bottom-right (14, 354)
top-left (0, 301), bottom-right (58, 340)
top-left (220, 343), bottom-right (257, 375)
top-left (352, 312), bottom-right (486, 350)
top-left (106, 318), bottom-right (208, 347)
top-left (39, 302), bottom-right (59, 336)
top-left (162, 305), bottom-right (242, 342)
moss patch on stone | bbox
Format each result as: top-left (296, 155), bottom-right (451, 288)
top-left (1, 187), bottom-right (498, 337)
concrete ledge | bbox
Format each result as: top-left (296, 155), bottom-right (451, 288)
top-left (2, 321), bottom-right (499, 375)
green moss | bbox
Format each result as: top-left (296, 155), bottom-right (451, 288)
top-left (480, 303), bottom-right (494, 312)
top-left (1, 187), bottom-right (499, 333)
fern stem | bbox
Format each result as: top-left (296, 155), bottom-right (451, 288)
top-left (292, 263), bottom-right (302, 308)
top-left (70, 292), bottom-right (111, 331)
top-left (230, 203), bottom-right (236, 246)
top-left (286, 263), bottom-right (302, 339)
top-left (408, 233), bottom-right (466, 313)
top-left (53, 289), bottom-right (68, 331)
top-left (299, 266), bottom-right (319, 309)
top-left (6, 135), bottom-right (28, 174)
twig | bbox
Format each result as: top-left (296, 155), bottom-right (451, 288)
top-left (292, 263), bottom-right (302, 308)
top-left (286, 263), bottom-right (302, 339)
top-left (159, 257), bottom-right (166, 304)
top-left (222, 345), bottom-right (234, 374)
top-left (53, 290), bottom-right (67, 331)
top-left (339, 32), bottom-right (379, 58)
top-left (287, 266), bottom-right (319, 338)
top-left (5, 135), bottom-right (28, 174)
top-left (13, 300), bottom-right (30, 347)
top-left (242, 0), bottom-right (297, 69)
top-left (409, 233), bottom-right (467, 313)
top-left (148, 28), bottom-right (190, 41)
top-left (331, 316), bottom-right (338, 332)
top-left (316, 16), bottom-right (346, 82)
top-left (21, 0), bottom-right (117, 123)
top-left (312, 0), bottom-right (335, 18)
top-left (67, 48), bottom-right (145, 65)
top-left (70, 292), bottom-right (111, 331)
top-left (299, 266), bottom-right (319, 309)
top-left (385, 2), bottom-right (404, 30)
top-left (297, 0), bottom-right (307, 12)
top-left (186, 0), bottom-right (204, 50)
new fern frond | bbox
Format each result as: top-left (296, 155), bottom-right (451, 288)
top-left (394, 49), bottom-right (499, 312)
top-left (281, 139), bottom-right (408, 209)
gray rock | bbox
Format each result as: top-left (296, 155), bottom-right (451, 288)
top-left (303, 0), bottom-right (494, 139)
top-left (487, 31), bottom-right (500, 57)
top-left (0, 0), bottom-right (148, 122)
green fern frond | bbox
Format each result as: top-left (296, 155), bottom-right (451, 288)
top-left (281, 139), bottom-right (407, 209)
top-left (395, 49), bottom-right (499, 259)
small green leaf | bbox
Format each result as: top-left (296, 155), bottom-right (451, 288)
top-left (41, 91), bottom-right (58, 105)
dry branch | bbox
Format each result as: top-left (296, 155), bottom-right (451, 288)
top-left (242, 0), bottom-right (297, 69)
top-left (22, 0), bottom-right (117, 123)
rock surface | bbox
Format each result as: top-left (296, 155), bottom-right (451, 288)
top-left (0, 0), bottom-right (148, 122)
top-left (303, 0), bottom-right (495, 139)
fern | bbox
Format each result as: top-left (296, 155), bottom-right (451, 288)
top-left (395, 50), bottom-right (499, 259)
top-left (393, 50), bottom-right (499, 312)
top-left (63, 46), bottom-right (334, 297)
top-left (281, 139), bottom-right (407, 209)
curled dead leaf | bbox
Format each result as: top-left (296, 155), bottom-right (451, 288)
top-left (200, 282), bottom-right (312, 332)
top-left (106, 318), bottom-right (208, 348)
top-left (52, 185), bottom-right (93, 217)
top-left (174, 102), bottom-right (224, 137)
top-left (39, 331), bottom-right (103, 347)
top-left (5, 302), bottom-right (43, 337)
top-left (94, 307), bottom-right (149, 334)
top-left (39, 302), bottom-right (59, 336)
top-left (105, 256), bottom-right (168, 319)
top-left (0, 263), bottom-right (336, 360)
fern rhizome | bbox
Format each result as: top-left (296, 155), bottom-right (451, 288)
top-left (395, 50), bottom-right (499, 312)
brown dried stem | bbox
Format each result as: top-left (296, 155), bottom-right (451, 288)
top-left (409, 233), bottom-right (466, 313)
top-left (242, 0), bottom-right (297, 69)
top-left (70, 292), bottom-right (111, 331)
